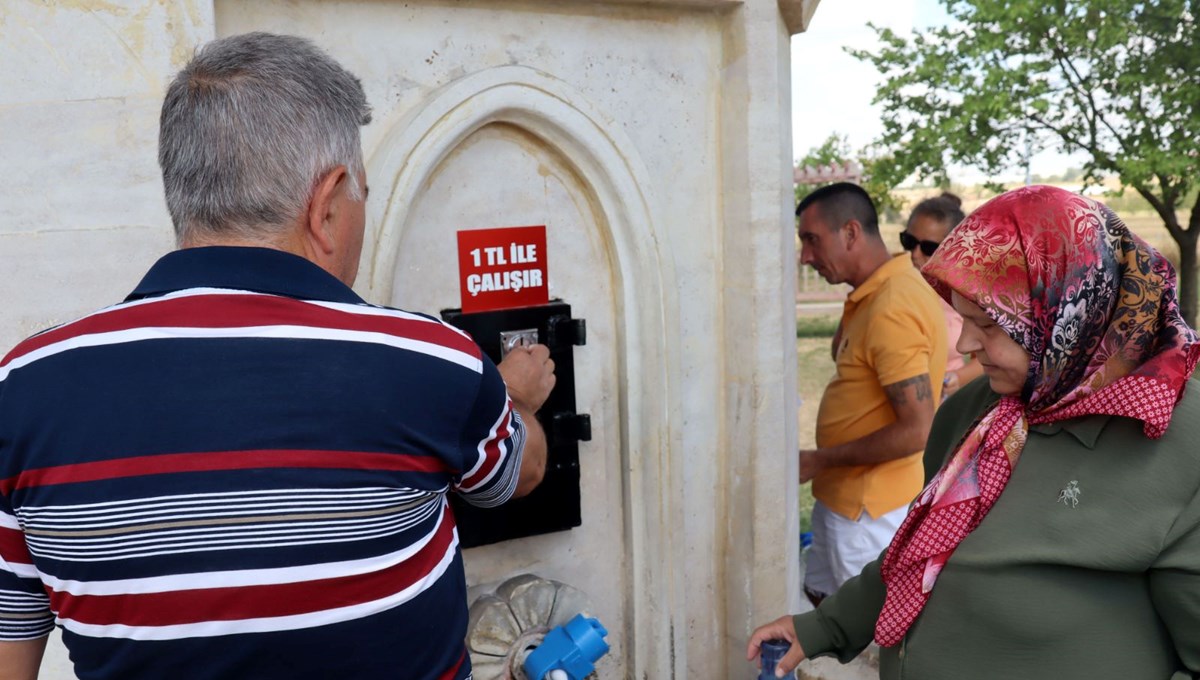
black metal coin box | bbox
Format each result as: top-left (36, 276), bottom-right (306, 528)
top-left (440, 300), bottom-right (589, 547)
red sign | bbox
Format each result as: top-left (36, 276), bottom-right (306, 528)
top-left (457, 225), bottom-right (549, 313)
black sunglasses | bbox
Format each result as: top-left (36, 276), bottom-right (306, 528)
top-left (899, 231), bottom-right (940, 257)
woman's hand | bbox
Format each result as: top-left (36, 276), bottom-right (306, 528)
top-left (746, 615), bottom-right (807, 677)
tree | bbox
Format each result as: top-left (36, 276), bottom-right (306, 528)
top-left (850, 0), bottom-right (1200, 324)
top-left (794, 133), bottom-right (851, 202)
top-left (794, 133), bottom-right (906, 221)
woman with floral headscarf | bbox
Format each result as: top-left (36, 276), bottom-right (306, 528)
top-left (749, 185), bottom-right (1200, 679)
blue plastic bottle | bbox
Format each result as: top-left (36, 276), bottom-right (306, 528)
top-left (759, 639), bottom-right (797, 680)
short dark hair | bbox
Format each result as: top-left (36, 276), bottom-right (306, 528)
top-left (795, 182), bottom-right (880, 237)
top-left (907, 192), bottom-right (965, 233)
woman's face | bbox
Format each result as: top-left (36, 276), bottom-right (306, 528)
top-left (905, 214), bottom-right (950, 268)
top-left (951, 291), bottom-right (1031, 396)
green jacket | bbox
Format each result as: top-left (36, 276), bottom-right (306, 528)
top-left (794, 376), bottom-right (1200, 680)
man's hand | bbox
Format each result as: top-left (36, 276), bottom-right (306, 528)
top-left (746, 615), bottom-right (807, 677)
top-left (498, 345), bottom-right (555, 498)
top-left (497, 344), bottom-right (556, 413)
top-left (799, 449), bottom-right (821, 484)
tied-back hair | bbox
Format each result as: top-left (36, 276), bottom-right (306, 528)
top-left (795, 182), bottom-right (880, 237)
top-left (158, 32), bottom-right (373, 245)
top-left (907, 192), bottom-right (965, 232)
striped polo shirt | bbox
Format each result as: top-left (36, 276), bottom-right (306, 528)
top-left (0, 246), bottom-right (525, 679)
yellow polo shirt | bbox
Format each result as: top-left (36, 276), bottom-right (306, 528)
top-left (813, 254), bottom-right (947, 520)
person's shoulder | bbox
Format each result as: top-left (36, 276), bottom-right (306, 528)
top-left (0, 308), bottom-right (107, 372)
top-left (864, 275), bottom-right (945, 338)
top-left (1174, 375), bottom-right (1200, 412)
top-left (937, 376), bottom-right (999, 427)
top-left (353, 303), bottom-right (483, 354)
top-left (1089, 375), bottom-right (1200, 464)
top-left (948, 373), bottom-right (997, 402)
top-left (924, 377), bottom-right (998, 479)
top-left (364, 304), bottom-right (450, 329)
top-left (2, 328), bottom-right (57, 365)
top-left (1118, 375), bottom-right (1200, 498)
top-left (874, 269), bottom-right (941, 310)
top-left (1160, 375), bottom-right (1200, 443)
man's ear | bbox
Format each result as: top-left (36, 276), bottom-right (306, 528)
top-left (842, 219), bottom-right (862, 250)
top-left (306, 165), bottom-right (349, 255)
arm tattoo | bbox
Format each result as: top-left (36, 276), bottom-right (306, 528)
top-left (884, 374), bottom-right (933, 406)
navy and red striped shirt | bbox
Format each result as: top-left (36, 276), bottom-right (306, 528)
top-left (0, 246), bottom-right (524, 679)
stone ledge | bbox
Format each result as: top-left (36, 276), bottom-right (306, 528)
top-left (779, 0), bottom-right (821, 34)
top-left (575, 0), bottom-right (742, 6)
top-left (494, 1), bottom-right (822, 35)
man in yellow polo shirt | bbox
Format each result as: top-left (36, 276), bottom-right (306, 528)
top-left (796, 183), bottom-right (947, 604)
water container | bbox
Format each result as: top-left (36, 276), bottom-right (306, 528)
top-left (759, 639), bottom-right (797, 679)
top-left (798, 531), bottom-right (813, 579)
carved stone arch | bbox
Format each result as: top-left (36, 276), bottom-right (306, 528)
top-left (360, 65), bottom-right (679, 676)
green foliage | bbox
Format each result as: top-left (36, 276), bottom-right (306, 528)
top-left (796, 133), bottom-right (852, 170)
top-left (850, 0), bottom-right (1200, 323)
top-left (794, 133), bottom-right (853, 206)
top-left (794, 133), bottom-right (907, 221)
top-left (859, 152), bottom-right (909, 222)
top-left (796, 314), bottom-right (840, 338)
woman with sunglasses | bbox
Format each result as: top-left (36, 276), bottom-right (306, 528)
top-left (749, 185), bottom-right (1200, 679)
top-left (901, 193), bottom-right (983, 399)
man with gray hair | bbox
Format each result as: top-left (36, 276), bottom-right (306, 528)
top-left (0, 33), bottom-right (553, 680)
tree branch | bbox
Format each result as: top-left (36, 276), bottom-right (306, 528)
top-left (1132, 183), bottom-right (1184, 238)
top-left (1026, 112), bottom-right (1119, 172)
top-left (1044, 39), bottom-right (1179, 229)
top-left (1189, 190), bottom-right (1200, 236)
top-left (1048, 40), bottom-right (1135, 161)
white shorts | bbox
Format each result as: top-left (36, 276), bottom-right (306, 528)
top-left (804, 500), bottom-right (908, 598)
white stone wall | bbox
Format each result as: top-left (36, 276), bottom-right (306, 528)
top-left (1, 1), bottom-right (808, 677)
top-left (0, 0), bottom-right (213, 352)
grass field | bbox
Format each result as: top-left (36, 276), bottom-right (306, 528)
top-left (796, 330), bottom-right (838, 534)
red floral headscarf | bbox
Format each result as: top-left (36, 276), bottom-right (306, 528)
top-left (874, 185), bottom-right (1200, 646)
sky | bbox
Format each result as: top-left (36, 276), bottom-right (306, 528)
top-left (790, 0), bottom-right (1083, 184)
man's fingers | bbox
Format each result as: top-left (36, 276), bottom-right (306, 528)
top-left (775, 644), bottom-right (806, 677)
top-left (528, 344), bottom-right (550, 362)
top-left (745, 625), bottom-right (775, 660)
top-left (746, 634), bottom-right (762, 661)
top-left (747, 615), bottom-right (806, 677)
top-left (745, 615), bottom-right (794, 660)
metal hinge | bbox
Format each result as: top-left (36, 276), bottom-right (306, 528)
top-left (546, 316), bottom-right (586, 349)
top-left (552, 412), bottom-right (592, 443)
